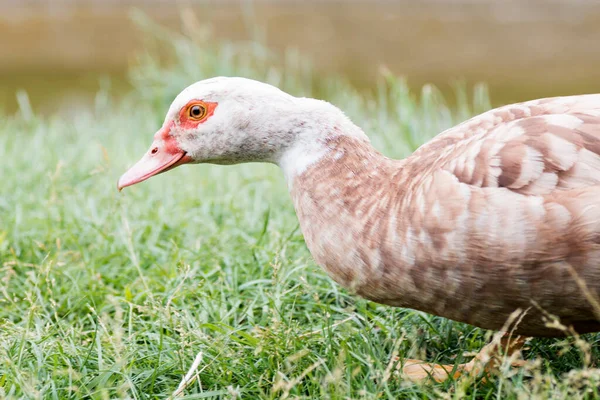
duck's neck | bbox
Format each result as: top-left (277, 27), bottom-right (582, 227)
top-left (279, 123), bottom-right (403, 295)
top-left (275, 100), bottom-right (416, 296)
top-left (277, 98), bottom-right (371, 185)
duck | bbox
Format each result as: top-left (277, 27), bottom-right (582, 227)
top-left (118, 76), bottom-right (600, 381)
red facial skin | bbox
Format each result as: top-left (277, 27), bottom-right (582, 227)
top-left (117, 100), bottom-right (218, 190)
top-left (177, 100), bottom-right (218, 130)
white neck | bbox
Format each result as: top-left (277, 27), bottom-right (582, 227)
top-left (277, 98), bottom-right (370, 185)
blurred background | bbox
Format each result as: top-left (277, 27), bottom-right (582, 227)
top-left (2, 0), bottom-right (600, 116)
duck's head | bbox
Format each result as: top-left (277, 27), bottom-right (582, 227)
top-left (117, 76), bottom-right (366, 190)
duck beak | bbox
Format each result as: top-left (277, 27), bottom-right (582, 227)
top-left (117, 137), bottom-right (192, 191)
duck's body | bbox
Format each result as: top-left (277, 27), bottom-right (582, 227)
top-left (290, 99), bottom-right (600, 337)
top-left (119, 77), bottom-right (600, 341)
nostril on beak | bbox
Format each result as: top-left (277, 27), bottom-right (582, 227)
top-left (151, 147), bottom-right (158, 155)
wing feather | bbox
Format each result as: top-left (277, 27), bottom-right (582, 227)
top-left (411, 95), bottom-right (600, 196)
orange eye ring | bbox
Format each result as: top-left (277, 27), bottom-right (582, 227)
top-left (179, 100), bottom-right (218, 128)
top-left (187, 103), bottom-right (207, 120)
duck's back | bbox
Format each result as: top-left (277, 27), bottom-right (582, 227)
top-left (290, 95), bottom-right (600, 337)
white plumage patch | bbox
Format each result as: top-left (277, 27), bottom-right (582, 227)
top-left (542, 114), bottom-right (583, 129)
top-left (509, 146), bottom-right (545, 189)
top-left (542, 132), bottom-right (579, 170)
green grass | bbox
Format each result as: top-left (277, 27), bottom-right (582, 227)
top-left (1, 14), bottom-right (600, 399)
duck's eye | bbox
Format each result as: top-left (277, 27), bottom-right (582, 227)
top-left (189, 104), bottom-right (207, 120)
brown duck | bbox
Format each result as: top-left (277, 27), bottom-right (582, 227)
top-left (118, 77), bottom-right (600, 381)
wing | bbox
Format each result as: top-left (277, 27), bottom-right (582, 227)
top-left (410, 94), bottom-right (600, 195)
top-left (396, 95), bottom-right (600, 334)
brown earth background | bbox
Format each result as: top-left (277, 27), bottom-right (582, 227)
top-left (1, 0), bottom-right (600, 114)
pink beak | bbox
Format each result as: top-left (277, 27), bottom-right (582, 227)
top-left (117, 132), bottom-right (192, 191)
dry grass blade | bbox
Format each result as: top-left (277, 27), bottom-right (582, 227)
top-left (170, 351), bottom-right (204, 399)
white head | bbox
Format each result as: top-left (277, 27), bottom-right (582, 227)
top-left (117, 77), bottom-right (367, 190)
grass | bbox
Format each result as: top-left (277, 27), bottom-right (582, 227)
top-left (1, 13), bottom-right (600, 399)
